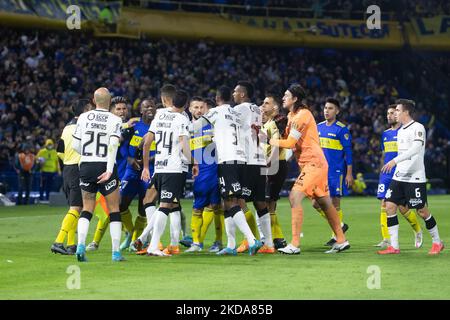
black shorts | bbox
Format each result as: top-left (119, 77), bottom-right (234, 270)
top-left (266, 160), bottom-right (288, 201)
top-left (62, 165), bottom-right (82, 207)
top-left (218, 162), bottom-right (245, 199)
top-left (385, 180), bottom-right (427, 209)
top-left (241, 164), bottom-right (267, 202)
top-left (153, 172), bottom-right (185, 204)
top-left (79, 162), bottom-right (119, 196)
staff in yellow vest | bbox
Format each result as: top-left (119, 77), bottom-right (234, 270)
top-left (37, 139), bottom-right (60, 202)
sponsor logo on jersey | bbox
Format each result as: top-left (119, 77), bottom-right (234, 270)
top-left (161, 190), bottom-right (173, 199)
top-left (409, 198), bottom-right (423, 207)
top-left (87, 113), bottom-right (95, 121)
top-left (105, 179), bottom-right (117, 191)
top-left (80, 181), bottom-right (90, 187)
top-left (159, 113), bottom-right (176, 121)
top-left (155, 159), bottom-right (169, 167)
top-left (242, 187), bottom-right (251, 197)
top-left (95, 114), bottom-right (108, 122)
top-left (231, 183), bottom-right (241, 192)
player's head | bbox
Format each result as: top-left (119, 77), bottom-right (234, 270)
top-left (160, 84), bottom-right (177, 108)
top-left (204, 99), bottom-right (215, 110)
top-left (189, 96), bottom-right (206, 120)
top-left (324, 97), bottom-right (340, 122)
top-left (233, 81), bottom-right (254, 104)
top-left (216, 86), bottom-right (231, 105)
top-left (140, 98), bottom-right (157, 124)
top-left (110, 96), bottom-right (128, 121)
top-left (173, 90), bottom-right (189, 110)
top-left (284, 84), bottom-right (307, 112)
top-left (261, 94), bottom-right (281, 123)
top-left (395, 98), bottom-right (415, 124)
top-left (387, 104), bottom-right (398, 126)
top-left (93, 87), bottom-right (111, 110)
top-left (71, 99), bottom-right (93, 117)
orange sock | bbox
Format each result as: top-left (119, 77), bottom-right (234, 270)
top-left (291, 206), bottom-right (303, 247)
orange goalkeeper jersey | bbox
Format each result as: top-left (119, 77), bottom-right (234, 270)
top-left (286, 108), bottom-right (327, 168)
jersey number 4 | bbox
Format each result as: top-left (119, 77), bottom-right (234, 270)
top-left (155, 131), bottom-right (173, 155)
top-left (82, 131), bottom-right (108, 157)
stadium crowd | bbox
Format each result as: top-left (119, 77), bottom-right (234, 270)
top-left (125, 0), bottom-right (450, 19)
top-left (0, 27), bottom-right (449, 192)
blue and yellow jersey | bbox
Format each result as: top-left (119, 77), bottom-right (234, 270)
top-left (381, 127), bottom-right (399, 164)
top-left (126, 120), bottom-right (156, 177)
top-left (190, 122), bottom-right (217, 183)
top-left (116, 125), bottom-right (133, 181)
top-left (318, 120), bottom-right (353, 175)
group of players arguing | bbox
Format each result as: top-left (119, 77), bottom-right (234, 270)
top-left (51, 81), bottom-right (444, 262)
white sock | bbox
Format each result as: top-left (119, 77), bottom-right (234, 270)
top-left (258, 213), bottom-right (273, 247)
top-left (425, 216), bottom-right (441, 244)
top-left (110, 221), bottom-right (122, 252)
top-left (224, 217), bottom-right (236, 249)
top-left (148, 210), bottom-right (168, 253)
top-left (232, 210), bottom-right (256, 246)
top-left (255, 214), bottom-right (265, 243)
top-left (138, 205), bottom-right (156, 242)
top-left (170, 210), bottom-right (181, 246)
top-left (388, 225), bottom-right (399, 249)
top-left (77, 217), bottom-right (90, 246)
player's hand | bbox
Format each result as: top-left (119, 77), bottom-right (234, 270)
top-left (269, 138), bottom-right (277, 146)
top-left (192, 164), bottom-right (199, 179)
top-left (97, 171), bottom-right (112, 184)
top-left (381, 159), bottom-right (396, 174)
top-left (127, 118), bottom-right (139, 128)
top-left (345, 173), bottom-right (354, 187)
top-left (141, 168), bottom-right (150, 182)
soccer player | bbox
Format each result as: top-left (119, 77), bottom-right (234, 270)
top-left (269, 84), bottom-right (350, 254)
top-left (233, 81), bottom-right (274, 254)
top-left (51, 99), bottom-right (93, 255)
top-left (119, 99), bottom-right (157, 250)
top-left (185, 96), bottom-right (223, 253)
top-left (260, 94), bottom-right (288, 250)
top-left (193, 85), bottom-right (263, 256)
top-left (72, 87), bottom-right (125, 262)
top-left (378, 99), bottom-right (444, 255)
top-left (314, 98), bottom-right (352, 246)
top-left (375, 105), bottom-right (422, 249)
top-left (86, 96), bottom-right (137, 251)
top-left (141, 90), bottom-right (198, 256)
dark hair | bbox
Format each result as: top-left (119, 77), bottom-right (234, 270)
top-left (287, 84), bottom-right (307, 111)
top-left (160, 84), bottom-right (177, 99)
top-left (237, 80), bottom-right (254, 99)
top-left (265, 93), bottom-right (282, 109)
top-left (111, 96), bottom-right (127, 107)
top-left (216, 86), bottom-right (231, 102)
top-left (173, 90), bottom-right (189, 109)
top-left (395, 98), bottom-right (415, 115)
top-left (71, 99), bottom-right (92, 117)
top-left (190, 96), bottom-right (204, 104)
top-left (204, 98), bottom-right (215, 109)
top-left (388, 104), bottom-right (397, 110)
top-left (325, 97), bottom-right (340, 109)
top-left (156, 103), bottom-right (164, 109)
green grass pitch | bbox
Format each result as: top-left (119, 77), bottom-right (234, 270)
top-left (1, 196), bottom-right (449, 300)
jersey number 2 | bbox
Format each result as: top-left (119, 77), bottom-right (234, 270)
top-left (82, 131), bottom-right (108, 157)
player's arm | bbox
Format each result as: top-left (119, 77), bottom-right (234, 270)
top-left (179, 119), bottom-right (199, 178)
top-left (56, 137), bottom-right (65, 161)
top-left (341, 128), bottom-right (354, 187)
top-left (141, 131), bottom-right (155, 182)
top-left (192, 117), bottom-right (211, 136)
top-left (269, 119), bottom-right (304, 149)
top-left (266, 124), bottom-right (281, 166)
top-left (382, 127), bottom-right (425, 173)
top-left (127, 137), bottom-right (141, 171)
top-left (98, 120), bottom-right (122, 183)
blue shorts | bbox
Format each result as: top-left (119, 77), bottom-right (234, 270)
top-left (328, 173), bottom-right (347, 198)
top-left (120, 170), bottom-right (150, 199)
top-left (193, 177), bottom-right (220, 210)
top-left (377, 174), bottom-right (393, 200)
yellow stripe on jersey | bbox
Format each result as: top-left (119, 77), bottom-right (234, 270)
top-left (383, 141), bottom-right (398, 153)
top-left (130, 135), bottom-right (143, 147)
top-left (320, 137), bottom-right (343, 150)
top-left (190, 135), bottom-right (213, 150)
